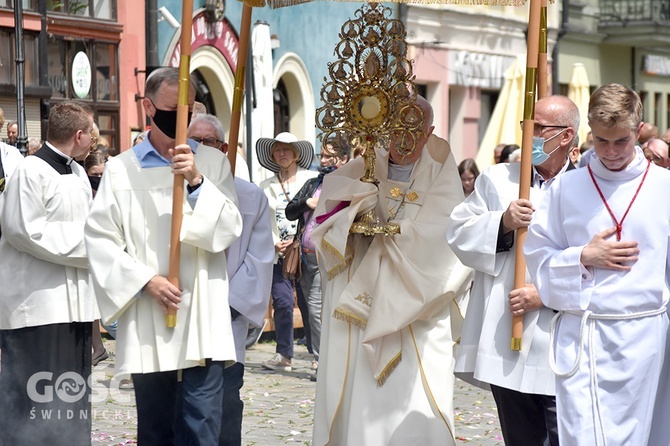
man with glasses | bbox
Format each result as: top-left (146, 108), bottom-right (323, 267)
top-left (447, 95), bottom-right (580, 446)
top-left (188, 115), bottom-right (227, 152)
top-left (188, 113), bottom-right (250, 180)
top-left (187, 113), bottom-right (275, 445)
top-left (643, 137), bottom-right (670, 168)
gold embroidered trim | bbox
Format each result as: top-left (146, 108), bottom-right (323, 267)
top-left (327, 323), bottom-right (353, 445)
top-left (375, 351), bottom-right (402, 387)
top-left (333, 308), bottom-right (368, 330)
top-left (452, 296), bottom-right (466, 321)
top-left (390, 187), bottom-right (403, 198)
top-left (355, 291), bottom-right (373, 307)
top-left (406, 191), bottom-right (419, 202)
top-left (408, 324), bottom-right (455, 438)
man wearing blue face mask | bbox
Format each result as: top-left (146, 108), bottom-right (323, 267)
top-left (446, 95), bottom-right (579, 446)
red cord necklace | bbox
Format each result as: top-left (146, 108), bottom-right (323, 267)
top-left (587, 160), bottom-right (650, 241)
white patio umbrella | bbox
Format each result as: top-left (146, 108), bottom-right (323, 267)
top-left (567, 62), bottom-right (591, 148)
top-left (476, 55), bottom-right (525, 170)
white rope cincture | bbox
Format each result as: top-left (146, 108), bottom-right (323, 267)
top-left (549, 306), bottom-right (667, 446)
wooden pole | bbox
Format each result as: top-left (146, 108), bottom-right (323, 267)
top-left (537, 0), bottom-right (548, 99)
top-left (511, 0), bottom-right (541, 351)
top-left (226, 4), bottom-right (254, 177)
top-left (166, 0), bottom-right (195, 328)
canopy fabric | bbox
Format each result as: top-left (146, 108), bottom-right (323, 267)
top-left (567, 62), bottom-right (590, 149)
top-left (476, 55), bottom-right (525, 170)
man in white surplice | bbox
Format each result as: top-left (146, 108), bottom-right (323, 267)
top-left (446, 95), bottom-right (580, 446)
top-left (525, 83), bottom-right (670, 445)
top-left (311, 96), bottom-right (471, 446)
top-left (85, 68), bottom-right (242, 445)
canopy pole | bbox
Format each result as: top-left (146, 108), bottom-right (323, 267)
top-left (167, 0), bottom-right (195, 328)
top-left (511, 0), bottom-right (542, 351)
top-left (227, 4), bottom-right (254, 177)
top-left (537, 0), bottom-right (548, 99)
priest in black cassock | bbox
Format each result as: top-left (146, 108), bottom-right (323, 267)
top-left (0, 101), bottom-right (98, 446)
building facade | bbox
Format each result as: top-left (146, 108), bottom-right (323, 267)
top-left (0, 0), bottom-right (145, 154)
top-left (155, 0), bottom-right (374, 181)
top-left (558, 0), bottom-right (670, 133)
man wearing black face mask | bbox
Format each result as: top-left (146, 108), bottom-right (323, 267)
top-left (446, 95), bottom-right (579, 446)
top-left (85, 67), bottom-right (242, 446)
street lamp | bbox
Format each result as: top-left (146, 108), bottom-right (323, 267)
top-left (14, 0), bottom-right (27, 155)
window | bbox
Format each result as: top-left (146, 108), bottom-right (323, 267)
top-left (0, 0), bottom-right (36, 9)
top-left (47, 37), bottom-right (119, 101)
top-left (95, 42), bottom-right (116, 101)
top-left (47, 36), bottom-right (120, 153)
top-left (274, 81), bottom-right (290, 135)
top-left (0, 30), bottom-right (39, 86)
top-left (96, 112), bottom-right (117, 156)
top-left (47, 0), bottom-right (115, 20)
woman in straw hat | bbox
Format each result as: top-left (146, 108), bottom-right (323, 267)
top-left (257, 132), bottom-right (317, 372)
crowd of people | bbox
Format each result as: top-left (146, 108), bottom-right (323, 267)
top-left (1, 69), bottom-right (670, 446)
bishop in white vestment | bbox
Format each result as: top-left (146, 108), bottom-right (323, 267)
top-left (311, 129), bottom-right (471, 445)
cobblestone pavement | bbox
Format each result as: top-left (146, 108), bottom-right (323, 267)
top-left (91, 338), bottom-right (503, 445)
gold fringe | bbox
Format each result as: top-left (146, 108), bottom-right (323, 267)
top-left (321, 237), bottom-right (346, 263)
top-left (327, 260), bottom-right (351, 281)
top-left (333, 308), bottom-right (368, 330)
top-left (322, 238), bottom-right (354, 280)
top-left (375, 351), bottom-right (402, 387)
top-left (271, 0), bottom-right (527, 8)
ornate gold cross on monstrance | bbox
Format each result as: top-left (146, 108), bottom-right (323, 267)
top-left (315, 2), bottom-right (424, 236)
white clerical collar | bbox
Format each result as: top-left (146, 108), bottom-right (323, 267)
top-left (388, 162), bottom-right (414, 183)
top-left (590, 146), bottom-right (647, 181)
top-left (45, 141), bottom-right (74, 165)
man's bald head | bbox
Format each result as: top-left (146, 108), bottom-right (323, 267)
top-left (638, 123), bottom-right (659, 145)
top-left (532, 95), bottom-right (580, 179)
top-left (645, 138), bottom-right (670, 168)
top-left (389, 95), bottom-right (435, 166)
top-left (661, 128), bottom-right (670, 144)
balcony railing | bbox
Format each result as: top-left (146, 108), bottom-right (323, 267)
top-left (600, 0), bottom-right (670, 24)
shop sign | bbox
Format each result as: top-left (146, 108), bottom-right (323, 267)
top-left (169, 13), bottom-right (238, 72)
top-left (72, 51), bottom-right (92, 99)
top-left (643, 55), bottom-right (670, 77)
top-left (449, 51), bottom-right (511, 89)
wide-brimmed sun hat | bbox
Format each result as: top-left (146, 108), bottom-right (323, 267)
top-left (256, 132), bottom-right (314, 173)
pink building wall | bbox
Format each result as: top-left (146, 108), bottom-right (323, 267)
top-left (411, 45), bottom-right (482, 162)
top-left (462, 86), bottom-right (481, 160)
top-left (117, 2), bottom-right (146, 152)
top-left (411, 46), bottom-right (450, 139)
